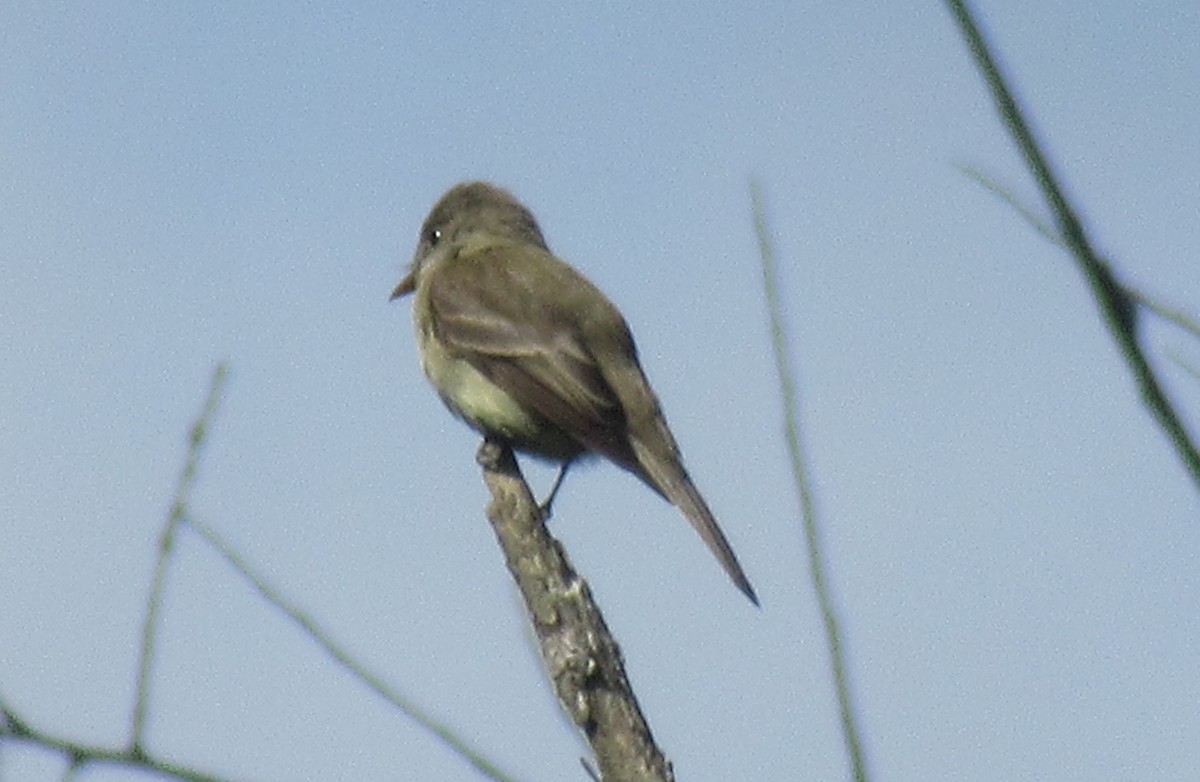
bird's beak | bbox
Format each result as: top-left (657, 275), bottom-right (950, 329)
top-left (389, 272), bottom-right (416, 300)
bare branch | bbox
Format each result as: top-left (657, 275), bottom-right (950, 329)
top-left (957, 163), bottom-right (1200, 343)
top-left (132, 363), bottom-right (228, 752)
top-left (2, 692), bottom-right (235, 782)
top-left (751, 179), bottom-right (872, 782)
top-left (944, 0), bottom-right (1200, 489)
top-left (182, 515), bottom-right (519, 782)
top-left (476, 438), bottom-right (674, 782)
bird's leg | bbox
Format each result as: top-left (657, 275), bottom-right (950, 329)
top-left (475, 435), bottom-right (508, 469)
top-left (538, 459), bottom-right (573, 520)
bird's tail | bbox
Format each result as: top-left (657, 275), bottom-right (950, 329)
top-left (631, 440), bottom-right (759, 606)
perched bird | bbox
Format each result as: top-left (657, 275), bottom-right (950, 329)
top-left (391, 181), bottom-right (757, 605)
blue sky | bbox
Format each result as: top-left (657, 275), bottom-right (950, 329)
top-left (2, 2), bottom-right (1198, 780)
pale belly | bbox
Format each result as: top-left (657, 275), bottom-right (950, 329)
top-left (418, 329), bottom-right (580, 461)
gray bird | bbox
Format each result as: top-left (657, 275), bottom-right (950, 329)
top-left (391, 181), bottom-right (757, 605)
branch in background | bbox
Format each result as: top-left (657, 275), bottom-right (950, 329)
top-left (163, 368), bottom-right (515, 779)
top-left (182, 515), bottom-right (518, 782)
top-left (1167, 350), bottom-right (1200, 384)
top-left (2, 364), bottom-right (518, 781)
top-left (751, 179), bottom-right (871, 782)
top-left (958, 164), bottom-right (1200, 343)
top-left (4, 683), bottom-right (231, 782)
top-left (132, 362), bottom-right (228, 752)
top-left (476, 438), bottom-right (674, 782)
top-left (1, 369), bottom-right (235, 782)
top-left (945, 0), bottom-right (1200, 490)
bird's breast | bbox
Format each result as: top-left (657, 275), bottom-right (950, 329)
top-left (415, 324), bottom-right (581, 462)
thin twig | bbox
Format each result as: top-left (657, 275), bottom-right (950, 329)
top-left (751, 179), bottom-right (871, 782)
top-left (131, 363), bottom-right (228, 753)
top-left (944, 0), bottom-right (1200, 489)
top-left (182, 515), bottom-right (519, 782)
top-left (2, 691), bottom-right (234, 782)
top-left (958, 164), bottom-right (1200, 342)
top-left (1166, 349), bottom-right (1200, 384)
top-left (8, 364), bottom-right (516, 781)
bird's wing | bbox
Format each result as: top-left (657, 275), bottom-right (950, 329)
top-left (425, 240), bottom-right (643, 471)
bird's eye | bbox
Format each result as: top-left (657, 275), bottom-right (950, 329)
top-left (425, 227), bottom-right (442, 246)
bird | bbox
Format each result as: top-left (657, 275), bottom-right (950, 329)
top-left (390, 181), bottom-right (757, 605)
